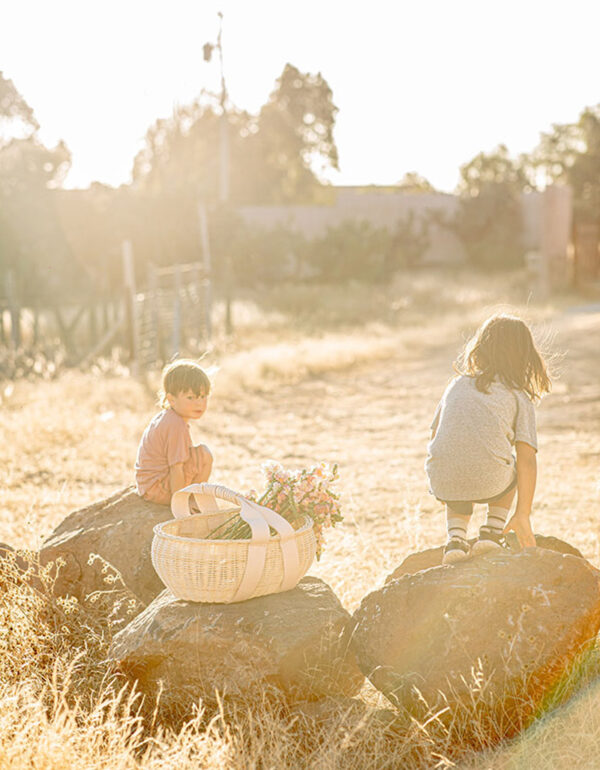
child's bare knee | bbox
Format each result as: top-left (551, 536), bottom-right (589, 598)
top-left (197, 444), bottom-right (213, 465)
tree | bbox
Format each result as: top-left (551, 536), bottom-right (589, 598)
top-left (0, 138), bottom-right (72, 291)
top-left (237, 63), bottom-right (338, 203)
top-left (132, 63), bottom-right (339, 205)
top-left (0, 74), bottom-right (73, 310)
top-left (396, 172), bottom-right (436, 194)
top-left (531, 105), bottom-right (600, 223)
top-left (54, 183), bottom-right (132, 293)
top-left (386, 211), bottom-right (431, 269)
top-left (306, 220), bottom-right (391, 282)
top-left (0, 71), bottom-right (38, 137)
top-left (128, 64), bottom-right (339, 282)
top-left (132, 101), bottom-right (233, 200)
top-left (457, 144), bottom-right (533, 197)
top-left (450, 145), bottom-right (528, 269)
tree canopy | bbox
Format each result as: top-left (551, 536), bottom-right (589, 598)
top-left (396, 172), bottom-right (436, 194)
top-left (132, 63), bottom-right (339, 205)
top-left (0, 74), bottom-right (74, 301)
top-left (450, 145), bottom-right (527, 270)
top-left (0, 71), bottom-right (38, 138)
top-left (457, 144), bottom-right (532, 197)
top-left (531, 105), bottom-right (600, 223)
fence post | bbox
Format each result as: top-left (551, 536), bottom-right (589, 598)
top-left (525, 252), bottom-right (549, 302)
top-left (122, 240), bottom-right (139, 375)
top-left (32, 301), bottom-right (40, 346)
top-left (88, 304), bottom-right (98, 348)
top-left (191, 261), bottom-right (201, 349)
top-left (148, 263), bottom-right (161, 363)
top-left (214, 203), bottom-right (233, 335)
top-left (197, 202), bottom-right (212, 340)
top-left (171, 265), bottom-right (182, 357)
top-left (6, 269), bottom-right (21, 348)
top-left (102, 298), bottom-right (109, 334)
top-left (224, 254), bottom-right (233, 336)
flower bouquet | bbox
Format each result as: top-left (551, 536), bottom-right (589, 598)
top-left (206, 461), bottom-right (343, 559)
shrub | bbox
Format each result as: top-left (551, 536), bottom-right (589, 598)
top-left (450, 182), bottom-right (525, 270)
top-left (385, 210), bottom-right (431, 269)
top-left (306, 219), bottom-right (392, 282)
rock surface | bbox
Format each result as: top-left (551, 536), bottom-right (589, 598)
top-left (0, 542), bottom-right (43, 592)
top-left (387, 533), bottom-right (583, 582)
top-left (39, 487), bottom-right (172, 604)
top-left (0, 542), bottom-right (29, 573)
top-left (109, 576), bottom-right (364, 703)
top-left (351, 548), bottom-right (600, 740)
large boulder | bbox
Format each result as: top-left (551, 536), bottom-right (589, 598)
top-left (388, 533), bottom-right (583, 581)
top-left (350, 548), bottom-right (600, 742)
top-left (109, 576), bottom-right (364, 704)
top-left (39, 487), bottom-right (172, 604)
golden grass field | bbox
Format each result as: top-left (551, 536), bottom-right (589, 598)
top-left (0, 268), bottom-right (599, 768)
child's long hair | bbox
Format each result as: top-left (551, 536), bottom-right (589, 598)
top-left (455, 314), bottom-right (551, 401)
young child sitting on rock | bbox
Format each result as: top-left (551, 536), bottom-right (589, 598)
top-left (135, 359), bottom-right (213, 505)
top-left (425, 314), bottom-right (551, 565)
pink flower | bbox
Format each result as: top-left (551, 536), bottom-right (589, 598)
top-left (241, 462), bottom-right (343, 559)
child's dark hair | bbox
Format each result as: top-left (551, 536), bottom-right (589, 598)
top-left (158, 359), bottom-right (211, 409)
top-left (455, 314), bottom-right (551, 401)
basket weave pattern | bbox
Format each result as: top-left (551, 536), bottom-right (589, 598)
top-left (151, 484), bottom-right (317, 604)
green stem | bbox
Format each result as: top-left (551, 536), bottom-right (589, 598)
top-left (206, 512), bottom-right (242, 539)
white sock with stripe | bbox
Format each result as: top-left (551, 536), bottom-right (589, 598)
top-left (446, 509), bottom-right (469, 543)
top-left (483, 505), bottom-right (509, 535)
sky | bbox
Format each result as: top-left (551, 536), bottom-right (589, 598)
top-left (2, 0), bottom-right (600, 193)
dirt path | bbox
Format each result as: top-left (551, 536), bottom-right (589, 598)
top-left (200, 307), bottom-right (600, 608)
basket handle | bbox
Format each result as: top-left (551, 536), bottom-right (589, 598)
top-left (170, 483), bottom-right (302, 602)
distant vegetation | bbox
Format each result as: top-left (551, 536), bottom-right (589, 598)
top-left (1, 67), bottom-right (600, 307)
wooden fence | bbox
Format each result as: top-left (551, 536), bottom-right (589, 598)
top-left (0, 268), bottom-right (123, 362)
top-left (1, 202), bottom-right (217, 375)
top-left (130, 261), bottom-right (211, 372)
top-left (0, 254), bottom-right (212, 373)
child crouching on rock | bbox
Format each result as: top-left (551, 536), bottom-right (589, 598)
top-left (425, 314), bottom-right (551, 565)
top-left (135, 359), bottom-right (213, 506)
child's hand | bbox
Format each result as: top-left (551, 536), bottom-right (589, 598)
top-left (503, 512), bottom-right (536, 549)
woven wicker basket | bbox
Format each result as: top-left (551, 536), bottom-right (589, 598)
top-left (151, 483), bottom-right (317, 604)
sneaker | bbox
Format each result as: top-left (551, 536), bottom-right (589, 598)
top-left (442, 537), bottom-right (471, 565)
top-left (471, 526), bottom-right (509, 556)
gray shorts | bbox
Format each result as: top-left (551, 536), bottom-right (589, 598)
top-left (441, 475), bottom-right (518, 517)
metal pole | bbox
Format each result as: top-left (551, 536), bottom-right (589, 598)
top-left (217, 11), bottom-right (229, 204)
top-left (197, 202), bottom-right (212, 341)
top-left (204, 12), bottom-right (233, 335)
top-left (217, 11), bottom-right (232, 334)
top-left (6, 269), bottom-right (21, 348)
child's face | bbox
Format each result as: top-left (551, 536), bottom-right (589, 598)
top-left (167, 389), bottom-right (209, 421)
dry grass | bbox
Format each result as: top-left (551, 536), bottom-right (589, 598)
top-left (0, 267), bottom-right (599, 768)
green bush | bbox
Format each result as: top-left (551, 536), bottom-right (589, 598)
top-left (450, 182), bottom-right (525, 270)
top-left (211, 214), bottom-right (401, 286)
top-left (209, 209), bottom-right (308, 287)
top-left (386, 210), bottom-right (431, 270)
top-left (305, 219), bottom-right (392, 282)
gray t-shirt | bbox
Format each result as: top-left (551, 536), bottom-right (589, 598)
top-left (425, 375), bottom-right (537, 502)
